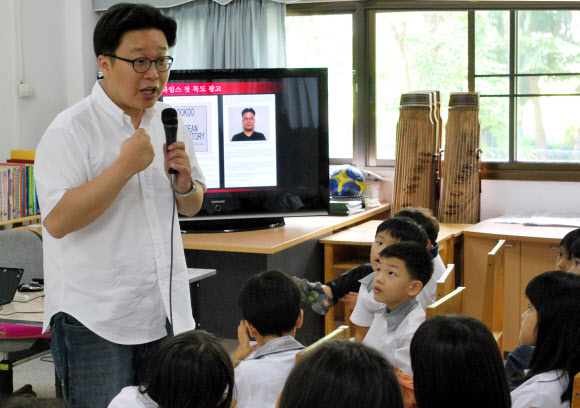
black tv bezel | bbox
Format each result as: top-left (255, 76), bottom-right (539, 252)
top-left (163, 67), bottom-right (330, 232)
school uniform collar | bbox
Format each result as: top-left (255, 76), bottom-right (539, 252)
top-left (359, 271), bottom-right (375, 293)
top-left (380, 297), bottom-right (419, 333)
top-left (251, 336), bottom-right (304, 360)
top-left (92, 80), bottom-right (156, 129)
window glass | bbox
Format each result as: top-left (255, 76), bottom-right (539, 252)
top-left (480, 97), bottom-right (510, 161)
top-left (475, 10), bottom-right (510, 162)
top-left (517, 96), bottom-right (580, 162)
top-left (517, 10), bottom-right (580, 75)
top-left (286, 14), bottom-right (354, 159)
top-left (475, 11), bottom-right (510, 75)
top-left (515, 10), bottom-right (580, 162)
top-left (375, 11), bottom-right (468, 160)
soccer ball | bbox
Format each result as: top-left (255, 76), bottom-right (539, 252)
top-left (330, 166), bottom-right (365, 196)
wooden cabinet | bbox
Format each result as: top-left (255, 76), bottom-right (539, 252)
top-left (463, 222), bottom-right (573, 352)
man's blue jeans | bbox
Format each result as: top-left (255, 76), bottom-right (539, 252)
top-left (50, 312), bottom-right (170, 408)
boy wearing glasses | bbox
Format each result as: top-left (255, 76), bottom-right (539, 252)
top-left (34, 3), bottom-right (205, 407)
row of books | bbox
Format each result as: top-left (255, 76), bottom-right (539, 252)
top-left (329, 195), bottom-right (366, 216)
top-left (0, 151), bottom-right (39, 221)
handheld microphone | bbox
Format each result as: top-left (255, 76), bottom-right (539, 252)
top-left (162, 108), bottom-right (179, 190)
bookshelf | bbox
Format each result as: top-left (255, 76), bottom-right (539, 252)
top-left (0, 215), bottom-right (41, 228)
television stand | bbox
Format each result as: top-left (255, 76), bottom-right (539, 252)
top-left (180, 217), bottom-right (285, 233)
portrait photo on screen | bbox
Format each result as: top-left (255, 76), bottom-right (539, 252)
top-left (223, 94), bottom-right (277, 188)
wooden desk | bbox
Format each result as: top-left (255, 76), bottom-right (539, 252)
top-left (182, 204), bottom-right (390, 343)
top-left (14, 205), bottom-right (390, 344)
top-left (463, 221), bottom-right (575, 352)
top-left (320, 221), bottom-right (471, 334)
top-left (181, 204), bottom-right (391, 254)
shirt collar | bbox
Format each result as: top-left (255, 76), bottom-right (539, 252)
top-left (380, 297), bottom-right (419, 333)
top-left (430, 242), bottom-right (439, 258)
top-left (359, 271), bottom-right (375, 293)
top-left (251, 336), bottom-right (304, 360)
top-left (92, 80), bottom-right (157, 129)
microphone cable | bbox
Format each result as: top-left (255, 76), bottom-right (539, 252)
top-left (168, 191), bottom-right (176, 337)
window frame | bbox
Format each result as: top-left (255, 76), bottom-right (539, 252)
top-left (286, 1), bottom-right (580, 181)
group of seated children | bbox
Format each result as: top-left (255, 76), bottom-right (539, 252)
top-left (106, 216), bottom-right (580, 408)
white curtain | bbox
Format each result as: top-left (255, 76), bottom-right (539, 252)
top-left (162, 0), bottom-right (287, 69)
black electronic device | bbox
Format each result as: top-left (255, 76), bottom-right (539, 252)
top-left (0, 267), bottom-right (24, 305)
top-left (161, 68), bottom-right (330, 232)
top-left (18, 281), bottom-right (44, 292)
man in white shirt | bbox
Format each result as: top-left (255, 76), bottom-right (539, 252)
top-left (34, 4), bottom-right (204, 408)
top-left (231, 270), bottom-right (304, 408)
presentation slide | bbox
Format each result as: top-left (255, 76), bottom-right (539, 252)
top-left (222, 94), bottom-right (277, 188)
top-left (163, 95), bottom-right (220, 189)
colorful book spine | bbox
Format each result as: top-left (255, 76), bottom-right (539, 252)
top-left (0, 162), bottom-right (37, 220)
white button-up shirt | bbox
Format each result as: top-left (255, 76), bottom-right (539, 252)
top-left (363, 298), bottom-right (425, 376)
top-left (416, 253), bottom-right (445, 309)
top-left (234, 336), bottom-right (304, 408)
top-left (511, 370), bottom-right (569, 408)
top-left (35, 81), bottom-right (205, 344)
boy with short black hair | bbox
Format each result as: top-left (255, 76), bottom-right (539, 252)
top-left (232, 270), bottom-right (304, 408)
top-left (363, 242), bottom-right (434, 376)
top-left (294, 217), bottom-right (427, 315)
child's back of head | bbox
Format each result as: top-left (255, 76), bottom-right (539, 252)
top-left (279, 340), bottom-right (404, 408)
top-left (143, 330), bottom-right (234, 408)
top-left (375, 217), bottom-right (428, 248)
top-left (239, 270), bottom-right (301, 337)
top-left (394, 207), bottom-right (439, 245)
top-left (410, 315), bottom-right (511, 408)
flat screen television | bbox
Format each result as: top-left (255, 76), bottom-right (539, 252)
top-left (161, 68), bottom-right (330, 232)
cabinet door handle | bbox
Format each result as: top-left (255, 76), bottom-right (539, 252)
top-left (505, 244), bottom-right (515, 247)
top-left (549, 246), bottom-right (560, 250)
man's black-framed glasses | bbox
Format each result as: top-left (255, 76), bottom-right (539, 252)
top-left (105, 54), bottom-right (174, 73)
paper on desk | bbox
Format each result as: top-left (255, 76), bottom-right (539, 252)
top-left (487, 212), bottom-right (580, 228)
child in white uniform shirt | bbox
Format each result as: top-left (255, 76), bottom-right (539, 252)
top-left (363, 242), bottom-right (433, 376)
top-left (298, 217), bottom-right (427, 342)
top-left (295, 208), bottom-right (442, 324)
top-left (510, 271), bottom-right (580, 408)
top-left (108, 330), bottom-right (234, 408)
top-left (351, 208), bottom-right (445, 341)
top-left (232, 270), bottom-right (304, 408)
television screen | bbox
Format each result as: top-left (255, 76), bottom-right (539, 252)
top-left (161, 68), bottom-right (330, 232)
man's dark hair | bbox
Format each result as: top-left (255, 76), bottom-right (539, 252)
top-left (380, 242), bottom-right (433, 286)
top-left (238, 270), bottom-right (301, 337)
top-left (93, 3), bottom-right (177, 58)
top-left (375, 217), bottom-right (428, 248)
top-left (242, 108), bottom-right (256, 117)
top-left (394, 207), bottom-right (440, 245)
